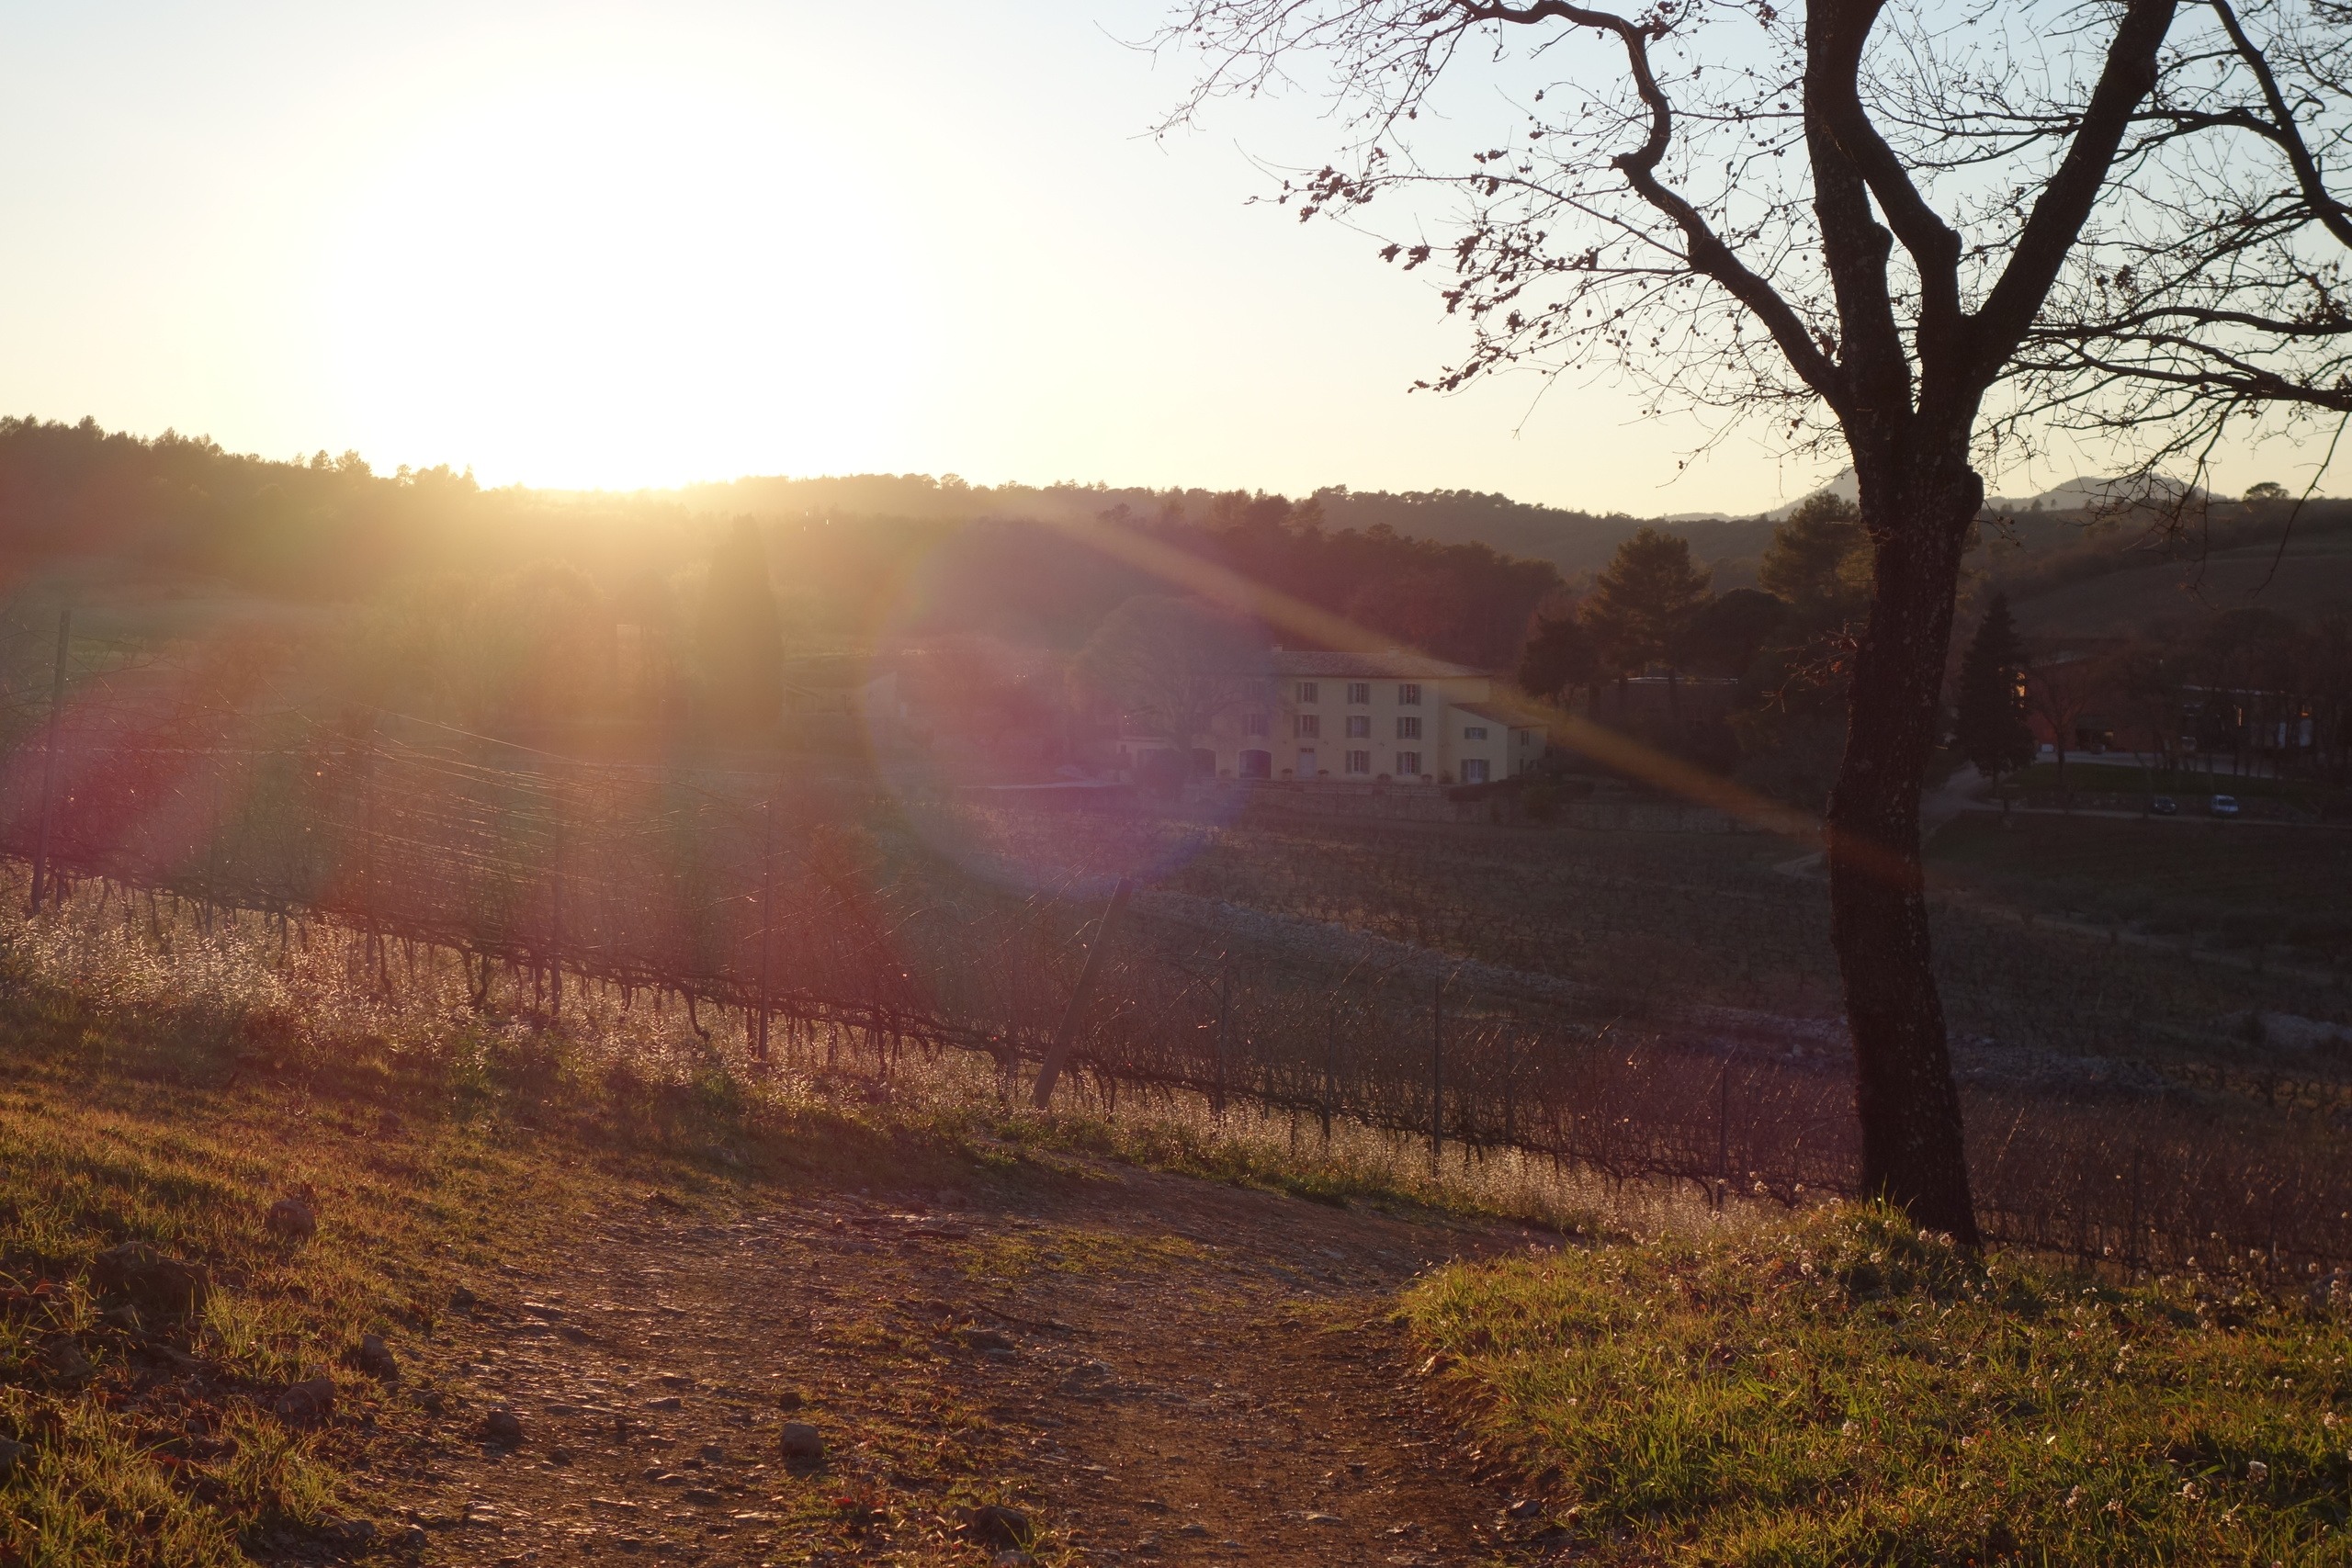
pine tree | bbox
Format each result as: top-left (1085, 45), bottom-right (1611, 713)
top-left (1952, 593), bottom-right (2035, 783)
top-left (1758, 492), bottom-right (1870, 625)
top-left (1582, 526), bottom-right (1712, 676)
top-left (1516, 611), bottom-right (1597, 702)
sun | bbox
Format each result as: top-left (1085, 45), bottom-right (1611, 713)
top-left (316, 69), bottom-right (925, 490)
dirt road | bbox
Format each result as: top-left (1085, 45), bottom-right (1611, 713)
top-left (367, 1150), bottom-right (1568, 1566)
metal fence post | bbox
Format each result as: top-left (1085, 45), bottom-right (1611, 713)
top-left (28, 605), bottom-right (69, 916)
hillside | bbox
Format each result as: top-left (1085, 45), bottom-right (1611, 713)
top-left (2006, 522), bottom-right (2352, 637)
top-left (680, 473), bottom-right (1781, 583)
top-left (2, 418), bottom-right (2341, 667)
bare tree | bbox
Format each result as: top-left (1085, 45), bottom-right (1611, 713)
top-left (1157, 0), bottom-right (2352, 1240)
top-left (1074, 595), bottom-right (1267, 755)
top-left (2023, 647), bottom-right (2109, 798)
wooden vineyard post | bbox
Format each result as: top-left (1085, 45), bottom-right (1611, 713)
top-left (1430, 975), bottom-right (1443, 1179)
top-left (1029, 877), bottom-right (1132, 1111)
top-left (27, 605), bottom-right (69, 916)
top-left (201, 757), bottom-right (224, 937)
top-left (1212, 959), bottom-right (1230, 1122)
top-left (1321, 1000), bottom-right (1338, 1145)
top-left (1714, 1057), bottom-right (1730, 1213)
top-left (1501, 1024), bottom-right (1516, 1150)
top-left (756, 794), bottom-right (775, 1065)
top-left (548, 795), bottom-right (565, 1024)
top-left (360, 738), bottom-right (381, 990)
top-left (2127, 1142), bottom-right (2143, 1280)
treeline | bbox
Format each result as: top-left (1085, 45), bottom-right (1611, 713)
top-left (1520, 491), bottom-right (2352, 807)
top-left (1953, 595), bottom-right (2352, 793)
top-left (10, 417), bottom-right (2337, 766)
top-left (883, 491), bottom-right (1563, 669)
top-left (685, 470), bottom-right (1783, 579)
top-left (691, 470), bottom-right (1787, 572)
top-left (0, 416), bottom-right (701, 599)
top-left (0, 422), bottom-right (1581, 749)
top-left (1512, 498), bottom-right (1874, 799)
top-left (0, 419), bottom-right (1571, 675)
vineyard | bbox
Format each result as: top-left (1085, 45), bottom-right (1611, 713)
top-left (1, 639), bottom-right (2348, 1275)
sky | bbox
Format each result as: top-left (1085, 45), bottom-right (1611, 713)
top-left (0, 2), bottom-right (2315, 515)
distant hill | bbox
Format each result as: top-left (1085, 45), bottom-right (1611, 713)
top-left (1985, 474), bottom-right (2201, 513)
top-left (678, 474), bottom-right (1783, 585)
top-left (1305, 490), bottom-right (1781, 580)
top-left (2, 417), bottom-right (2335, 658)
top-left (2006, 522), bottom-right (2352, 637)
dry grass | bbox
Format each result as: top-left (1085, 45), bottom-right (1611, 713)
top-left (0, 874), bottom-right (1645, 1563)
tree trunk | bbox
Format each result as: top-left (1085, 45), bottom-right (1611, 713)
top-left (1826, 464), bottom-right (1982, 1245)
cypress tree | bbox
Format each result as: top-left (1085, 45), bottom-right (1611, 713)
top-left (1952, 593), bottom-right (2035, 783)
top-left (697, 516), bottom-right (783, 731)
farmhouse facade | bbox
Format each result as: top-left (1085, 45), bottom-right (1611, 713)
top-left (1193, 650), bottom-right (1544, 784)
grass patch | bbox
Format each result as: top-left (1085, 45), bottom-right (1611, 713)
top-left (0, 957), bottom-right (646, 1565)
top-left (1408, 1204), bottom-right (2352, 1566)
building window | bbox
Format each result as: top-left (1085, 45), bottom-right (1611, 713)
top-left (1346, 750), bottom-right (1371, 774)
top-left (1396, 751), bottom-right (1422, 776)
top-left (1464, 726), bottom-right (1487, 740)
top-left (1346, 682), bottom-right (1370, 705)
top-left (1297, 682), bottom-right (1318, 704)
top-left (1398, 683), bottom-right (1421, 705)
top-left (1462, 759), bottom-right (1489, 784)
top-left (1345, 715), bottom-right (1370, 739)
top-left (1297, 749), bottom-right (1317, 777)
top-left (1244, 712), bottom-right (1268, 737)
top-left (1396, 716), bottom-right (1421, 740)
top-left (1295, 714), bottom-right (1320, 739)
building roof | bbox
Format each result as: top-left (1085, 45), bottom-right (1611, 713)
top-left (1267, 649), bottom-right (1486, 680)
top-left (1453, 701), bottom-right (1539, 729)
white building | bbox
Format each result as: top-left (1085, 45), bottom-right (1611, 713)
top-left (1195, 650), bottom-right (1544, 784)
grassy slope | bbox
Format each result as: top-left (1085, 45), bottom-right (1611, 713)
top-left (1408, 1205), bottom-right (2352, 1566)
top-left (0, 884), bottom-right (1618, 1566)
top-left (11, 829), bottom-right (2350, 1566)
top-left (0, 980), bottom-right (610, 1565)
top-left (2008, 531), bottom-right (2352, 639)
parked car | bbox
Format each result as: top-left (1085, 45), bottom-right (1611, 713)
top-left (2150, 795), bottom-right (2178, 815)
top-left (2209, 794), bottom-right (2241, 817)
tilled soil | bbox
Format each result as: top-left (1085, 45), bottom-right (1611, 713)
top-left (369, 1151), bottom-right (1568, 1566)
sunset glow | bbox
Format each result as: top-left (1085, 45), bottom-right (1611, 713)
top-left (5, 7), bottom-right (2351, 1564)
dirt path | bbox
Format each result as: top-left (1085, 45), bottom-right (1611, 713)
top-left (368, 1150), bottom-right (1566, 1566)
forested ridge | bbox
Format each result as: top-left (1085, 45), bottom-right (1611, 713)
top-left (5, 416), bottom-right (2345, 676)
